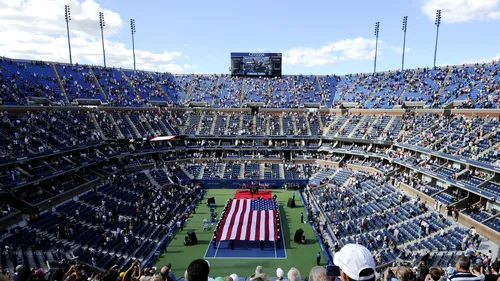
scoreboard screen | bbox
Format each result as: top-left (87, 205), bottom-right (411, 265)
top-left (231, 52), bottom-right (282, 77)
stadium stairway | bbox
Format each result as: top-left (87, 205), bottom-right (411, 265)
top-left (238, 114), bottom-right (244, 134)
top-left (291, 115), bottom-right (298, 135)
top-left (145, 117), bottom-right (158, 136)
top-left (362, 72), bottom-right (387, 108)
top-left (479, 142), bottom-right (500, 158)
top-left (210, 114), bottom-right (218, 135)
top-left (315, 76), bottom-right (325, 106)
top-left (279, 116), bottom-right (284, 135)
top-left (338, 77), bottom-right (360, 103)
top-left (266, 78), bottom-right (272, 105)
top-left (181, 165), bottom-right (194, 180)
top-left (323, 114), bottom-right (339, 137)
top-left (157, 117), bottom-right (172, 136)
top-left (395, 71), bottom-right (418, 103)
top-left (238, 77), bottom-right (246, 105)
top-left (161, 167), bottom-right (175, 184)
top-left (348, 115), bottom-right (368, 138)
top-left (51, 64), bottom-right (70, 105)
top-left (89, 68), bottom-right (110, 103)
top-left (266, 115), bottom-right (271, 135)
top-left (154, 79), bottom-right (171, 104)
top-left (335, 117), bottom-right (351, 137)
top-left (305, 114), bottom-right (312, 136)
top-left (107, 114), bottom-right (125, 139)
top-left (143, 170), bottom-right (161, 188)
top-left (252, 114), bottom-right (257, 134)
top-left (124, 114), bottom-right (142, 138)
top-left (318, 114), bottom-right (325, 129)
top-left (198, 163), bottom-right (206, 179)
top-left (279, 164), bottom-right (285, 179)
top-left (195, 113), bottom-right (205, 135)
top-left (16, 166), bottom-right (31, 177)
top-left (305, 189), bottom-right (336, 254)
top-left (211, 76), bottom-right (222, 107)
top-left (436, 68), bottom-right (454, 102)
top-left (180, 114), bottom-right (190, 135)
top-left (239, 164), bottom-right (245, 179)
top-left (219, 163), bottom-right (226, 178)
top-left (90, 113), bottom-right (108, 140)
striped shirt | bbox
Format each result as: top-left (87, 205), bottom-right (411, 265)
top-left (447, 272), bottom-right (482, 281)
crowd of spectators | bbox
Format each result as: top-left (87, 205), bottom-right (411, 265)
top-left (1, 242), bottom-right (498, 281)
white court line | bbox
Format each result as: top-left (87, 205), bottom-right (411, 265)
top-left (274, 240), bottom-right (277, 258)
top-left (214, 240), bottom-right (222, 258)
top-left (277, 203), bottom-right (287, 258)
top-left (203, 235), bottom-right (213, 258)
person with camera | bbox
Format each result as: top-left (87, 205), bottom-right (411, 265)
top-left (62, 263), bottom-right (87, 281)
top-left (383, 267), bottom-right (416, 281)
top-left (119, 262), bottom-right (142, 281)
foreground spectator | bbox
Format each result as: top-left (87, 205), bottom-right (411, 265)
top-left (287, 268), bottom-right (301, 281)
top-left (309, 266), bottom-right (329, 281)
top-left (485, 262), bottom-right (499, 281)
top-left (334, 244), bottom-right (376, 281)
top-left (184, 259), bottom-right (210, 281)
top-left (425, 267), bottom-right (444, 281)
top-left (447, 256), bottom-right (481, 281)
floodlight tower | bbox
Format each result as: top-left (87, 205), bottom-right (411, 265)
top-left (374, 22), bottom-right (380, 73)
top-left (130, 19), bottom-right (136, 71)
top-left (401, 16), bottom-right (408, 73)
top-left (99, 12), bottom-right (107, 68)
top-left (433, 10), bottom-right (442, 68)
top-left (64, 5), bottom-right (73, 65)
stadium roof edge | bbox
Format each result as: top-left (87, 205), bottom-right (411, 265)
top-left (2, 56), bottom-right (498, 77)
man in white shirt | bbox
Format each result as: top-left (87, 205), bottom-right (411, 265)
top-left (446, 264), bottom-right (454, 277)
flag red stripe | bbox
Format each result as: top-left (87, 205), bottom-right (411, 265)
top-left (264, 210), bottom-right (270, 240)
top-left (255, 208), bottom-right (262, 241)
top-left (234, 199), bottom-right (248, 240)
top-left (226, 199), bottom-right (242, 239)
top-left (243, 209), bottom-right (253, 240)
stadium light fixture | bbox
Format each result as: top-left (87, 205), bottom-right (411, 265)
top-left (433, 10), bottom-right (442, 69)
top-left (99, 12), bottom-right (107, 68)
top-left (401, 16), bottom-right (408, 73)
top-left (130, 19), bottom-right (136, 71)
top-left (374, 22), bottom-right (380, 73)
top-left (64, 5), bottom-right (73, 66)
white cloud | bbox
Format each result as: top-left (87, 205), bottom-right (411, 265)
top-left (389, 46), bottom-right (411, 55)
top-left (283, 37), bottom-right (404, 67)
top-left (422, 0), bottom-right (500, 23)
top-left (0, 0), bottom-right (194, 73)
top-left (494, 53), bottom-right (500, 60)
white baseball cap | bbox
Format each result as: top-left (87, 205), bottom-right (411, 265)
top-left (333, 244), bottom-right (376, 281)
top-left (276, 268), bottom-right (284, 278)
top-left (230, 273), bottom-right (239, 281)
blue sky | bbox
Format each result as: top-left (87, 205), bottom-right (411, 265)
top-left (0, 0), bottom-right (499, 74)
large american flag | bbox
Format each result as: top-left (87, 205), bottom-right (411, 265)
top-left (216, 199), bottom-right (278, 241)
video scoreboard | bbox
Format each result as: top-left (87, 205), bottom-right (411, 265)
top-left (230, 52), bottom-right (282, 77)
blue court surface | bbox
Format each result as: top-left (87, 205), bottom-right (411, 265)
top-left (204, 236), bottom-right (286, 259)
